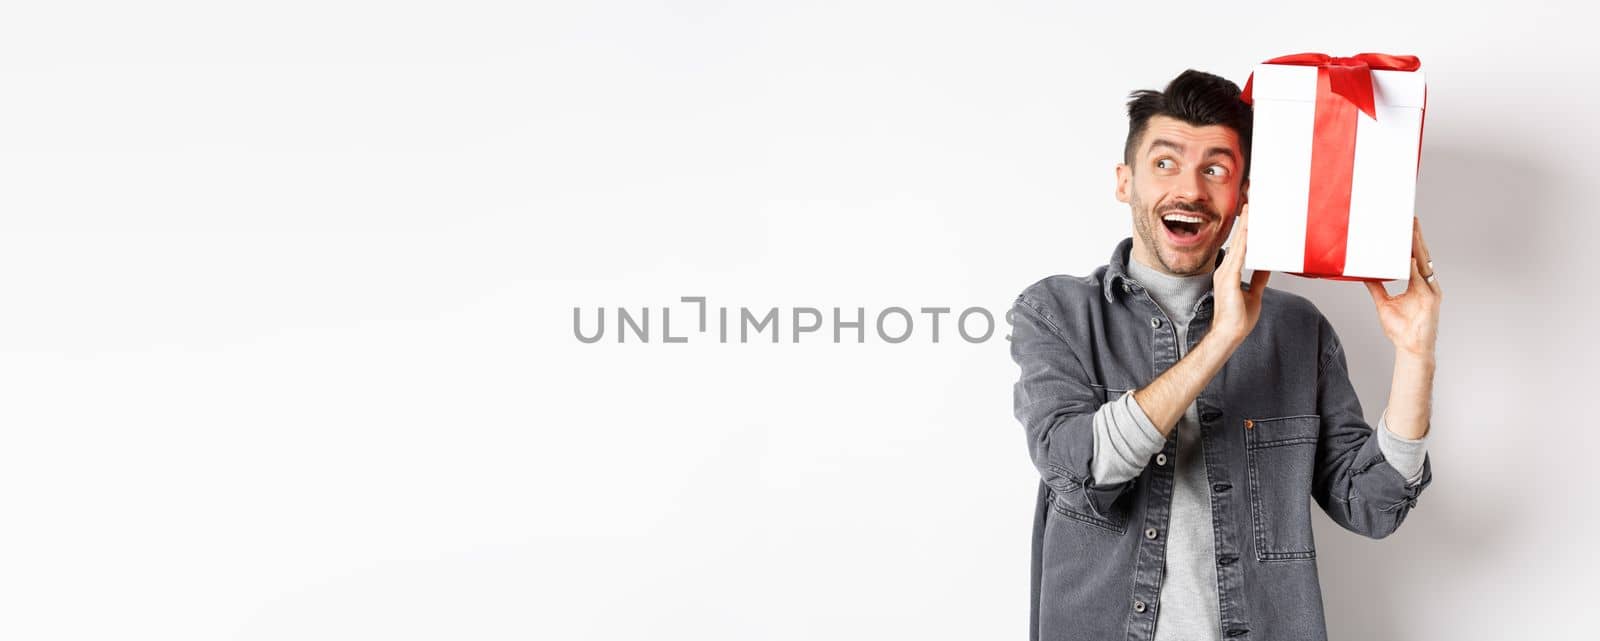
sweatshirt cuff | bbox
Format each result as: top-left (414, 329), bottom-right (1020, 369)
top-left (1376, 408), bottom-right (1428, 486)
top-left (1120, 390), bottom-right (1166, 450)
top-left (1088, 390), bottom-right (1168, 486)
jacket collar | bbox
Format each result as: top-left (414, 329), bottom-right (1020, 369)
top-left (1102, 236), bottom-right (1228, 303)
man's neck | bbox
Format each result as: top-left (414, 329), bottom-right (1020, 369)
top-left (1126, 251), bottom-right (1213, 325)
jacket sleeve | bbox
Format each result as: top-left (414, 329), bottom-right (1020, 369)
top-left (1010, 294), bottom-right (1145, 520)
top-left (1311, 317), bottom-right (1434, 539)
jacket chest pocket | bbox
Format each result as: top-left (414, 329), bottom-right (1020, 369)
top-left (1244, 414), bottom-right (1320, 561)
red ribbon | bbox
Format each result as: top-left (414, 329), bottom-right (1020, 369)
top-left (1240, 52), bottom-right (1423, 280)
top-left (1241, 52), bottom-right (1420, 119)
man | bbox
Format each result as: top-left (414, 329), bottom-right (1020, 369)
top-left (1009, 70), bottom-right (1441, 641)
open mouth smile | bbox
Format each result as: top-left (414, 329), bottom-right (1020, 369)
top-left (1160, 211), bottom-right (1212, 247)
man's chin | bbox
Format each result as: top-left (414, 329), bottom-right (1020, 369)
top-left (1159, 248), bottom-right (1215, 275)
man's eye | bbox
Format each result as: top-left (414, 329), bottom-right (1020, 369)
top-left (1156, 159), bottom-right (1175, 170)
top-left (1205, 165), bottom-right (1229, 177)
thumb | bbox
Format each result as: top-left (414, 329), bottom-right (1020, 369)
top-left (1365, 280), bottom-right (1390, 307)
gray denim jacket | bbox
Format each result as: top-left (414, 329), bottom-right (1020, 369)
top-left (1010, 237), bottom-right (1433, 641)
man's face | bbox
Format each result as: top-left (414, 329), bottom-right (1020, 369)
top-left (1116, 115), bottom-right (1246, 276)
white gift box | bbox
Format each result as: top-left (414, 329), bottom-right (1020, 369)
top-left (1242, 61), bottom-right (1427, 281)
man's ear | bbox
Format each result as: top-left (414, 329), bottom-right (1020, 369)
top-left (1239, 177), bottom-right (1249, 207)
top-left (1115, 163), bottom-right (1131, 204)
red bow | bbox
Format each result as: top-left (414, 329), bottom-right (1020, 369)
top-left (1241, 52), bottom-right (1421, 119)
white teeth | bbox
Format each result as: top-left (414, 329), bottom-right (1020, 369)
top-left (1163, 213), bottom-right (1204, 223)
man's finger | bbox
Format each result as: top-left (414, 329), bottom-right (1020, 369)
top-left (1415, 216), bottom-right (1433, 267)
top-left (1234, 205), bottom-right (1249, 252)
top-left (1365, 280), bottom-right (1390, 306)
top-left (1223, 207), bottom-right (1248, 275)
top-left (1405, 255), bottom-right (1424, 296)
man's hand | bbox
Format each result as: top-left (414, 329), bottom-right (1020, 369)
top-left (1366, 216), bottom-right (1440, 441)
top-left (1211, 204), bottom-right (1272, 347)
top-left (1129, 204), bottom-right (1270, 437)
top-left (1364, 216), bottom-right (1442, 358)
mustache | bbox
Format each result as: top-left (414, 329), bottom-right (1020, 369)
top-left (1157, 201), bottom-right (1219, 220)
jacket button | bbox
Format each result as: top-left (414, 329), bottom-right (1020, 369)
top-left (1150, 317), bottom-right (1163, 328)
top-left (1133, 600), bottom-right (1147, 613)
top-left (1243, 419), bottom-right (1255, 429)
top-left (1145, 527), bottom-right (1159, 540)
top-left (1155, 453), bottom-right (1168, 466)
top-left (1201, 410), bottom-right (1222, 423)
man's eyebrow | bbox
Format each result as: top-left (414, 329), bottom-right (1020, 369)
top-left (1148, 138), bottom-right (1238, 163)
top-left (1147, 138), bottom-right (1184, 155)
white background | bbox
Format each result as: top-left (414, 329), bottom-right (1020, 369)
top-left (1, 1), bottom-right (1595, 639)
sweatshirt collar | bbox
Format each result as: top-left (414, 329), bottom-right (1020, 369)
top-left (1102, 236), bottom-right (1228, 304)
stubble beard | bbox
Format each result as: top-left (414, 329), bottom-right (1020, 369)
top-left (1131, 193), bottom-right (1217, 277)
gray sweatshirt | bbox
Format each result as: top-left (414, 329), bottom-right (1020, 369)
top-left (1089, 256), bottom-right (1428, 641)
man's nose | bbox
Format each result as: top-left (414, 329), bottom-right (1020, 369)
top-left (1174, 167), bottom-right (1205, 201)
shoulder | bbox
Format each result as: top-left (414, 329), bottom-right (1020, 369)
top-left (1256, 285), bottom-right (1340, 352)
top-left (1258, 286), bottom-right (1323, 324)
top-left (1013, 266), bottom-right (1110, 325)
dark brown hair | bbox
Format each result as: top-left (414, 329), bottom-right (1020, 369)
top-left (1124, 70), bottom-right (1253, 178)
